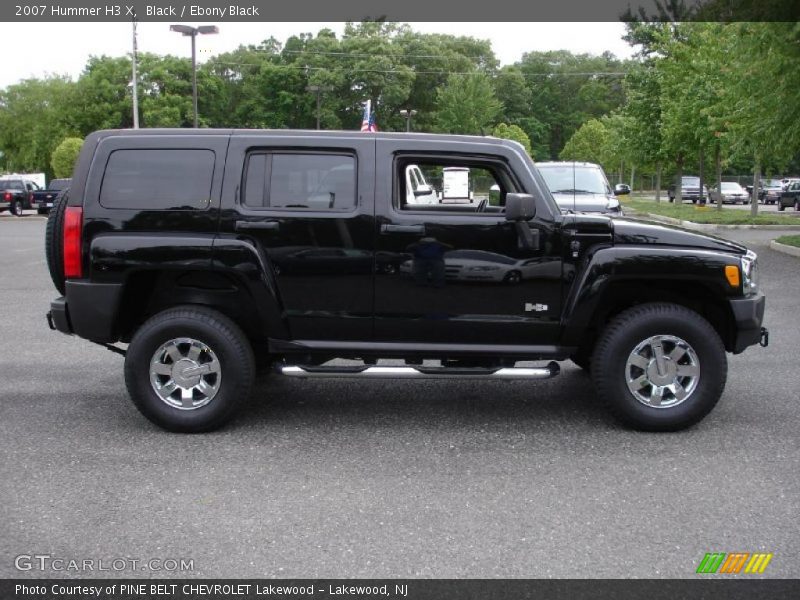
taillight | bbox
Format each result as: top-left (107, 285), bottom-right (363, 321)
top-left (63, 206), bottom-right (83, 278)
top-left (3, 192), bottom-right (9, 201)
top-left (29, 192), bottom-right (34, 202)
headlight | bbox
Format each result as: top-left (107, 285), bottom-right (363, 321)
top-left (740, 250), bottom-right (758, 294)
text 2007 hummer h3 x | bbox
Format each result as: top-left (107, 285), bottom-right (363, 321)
top-left (45, 130), bottom-right (768, 432)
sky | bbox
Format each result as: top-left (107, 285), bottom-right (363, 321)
top-left (0, 22), bottom-right (634, 88)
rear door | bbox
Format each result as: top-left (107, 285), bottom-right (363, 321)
top-left (219, 133), bottom-right (375, 341)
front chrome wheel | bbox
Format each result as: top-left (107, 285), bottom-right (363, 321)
top-left (149, 337), bottom-right (221, 410)
top-left (625, 334), bottom-right (700, 409)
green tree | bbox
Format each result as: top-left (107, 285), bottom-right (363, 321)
top-left (435, 74), bottom-right (501, 135)
top-left (492, 123), bottom-right (532, 155)
top-left (51, 137), bottom-right (83, 178)
top-left (0, 76), bottom-right (76, 178)
top-left (559, 119), bottom-right (610, 165)
top-left (516, 50), bottom-right (629, 158)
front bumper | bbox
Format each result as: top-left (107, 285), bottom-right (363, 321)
top-left (729, 293), bottom-right (767, 353)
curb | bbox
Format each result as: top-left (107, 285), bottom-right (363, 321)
top-left (639, 212), bottom-right (800, 231)
top-left (770, 240), bottom-right (800, 258)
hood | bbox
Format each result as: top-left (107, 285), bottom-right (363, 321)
top-left (612, 217), bottom-right (747, 254)
top-left (551, 192), bottom-right (620, 214)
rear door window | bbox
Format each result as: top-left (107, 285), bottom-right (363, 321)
top-left (99, 149), bottom-right (215, 210)
top-left (243, 153), bottom-right (356, 211)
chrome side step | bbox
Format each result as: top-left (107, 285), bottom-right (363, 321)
top-left (279, 362), bottom-right (560, 380)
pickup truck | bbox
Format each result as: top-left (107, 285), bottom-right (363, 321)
top-left (45, 129), bottom-right (768, 433)
top-left (668, 176), bottom-right (709, 204)
top-left (0, 178), bottom-right (36, 216)
top-left (32, 178), bottom-right (71, 214)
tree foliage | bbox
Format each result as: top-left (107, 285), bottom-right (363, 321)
top-left (492, 123), bottom-right (532, 155)
top-left (435, 73), bottom-right (502, 135)
top-left (51, 137), bottom-right (83, 178)
top-left (1, 20), bottom-right (797, 185)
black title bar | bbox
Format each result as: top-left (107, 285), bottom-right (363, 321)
top-left (2, 0), bottom-right (799, 22)
top-left (4, 579), bottom-right (800, 600)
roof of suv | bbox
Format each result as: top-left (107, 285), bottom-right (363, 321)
top-left (87, 128), bottom-right (518, 148)
top-left (535, 161), bottom-right (601, 169)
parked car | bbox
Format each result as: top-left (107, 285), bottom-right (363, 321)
top-left (535, 161), bottom-right (623, 215)
top-left (668, 176), bottom-right (709, 203)
top-left (32, 178), bottom-right (71, 214)
top-left (745, 182), bottom-right (765, 201)
top-left (762, 179), bottom-right (785, 204)
top-left (781, 177), bottom-right (800, 191)
top-left (46, 129), bottom-right (767, 433)
top-left (778, 181), bottom-right (800, 211)
top-left (713, 182), bottom-right (750, 204)
top-left (0, 178), bottom-right (36, 216)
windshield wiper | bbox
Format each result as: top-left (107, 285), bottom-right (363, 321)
top-left (552, 189), bottom-right (594, 194)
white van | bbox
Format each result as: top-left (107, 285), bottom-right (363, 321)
top-left (405, 164), bottom-right (438, 205)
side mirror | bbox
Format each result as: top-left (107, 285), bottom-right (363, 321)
top-left (505, 193), bottom-right (536, 221)
top-left (413, 184), bottom-right (432, 197)
top-left (614, 183), bottom-right (631, 196)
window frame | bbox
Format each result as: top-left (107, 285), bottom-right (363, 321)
top-left (241, 149), bottom-right (359, 213)
top-left (392, 152), bottom-right (521, 217)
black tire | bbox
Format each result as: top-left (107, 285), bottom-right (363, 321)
top-left (503, 270), bottom-right (522, 284)
top-left (591, 303), bottom-right (727, 431)
top-left (124, 306), bottom-right (255, 433)
top-left (778, 203), bottom-right (785, 211)
top-left (37, 208), bottom-right (48, 215)
top-left (668, 196), bottom-right (674, 203)
top-left (45, 188), bottom-right (69, 295)
top-left (10, 200), bottom-right (23, 216)
top-left (794, 200), bottom-right (799, 211)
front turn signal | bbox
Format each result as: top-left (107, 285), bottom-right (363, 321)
top-left (725, 265), bottom-right (741, 287)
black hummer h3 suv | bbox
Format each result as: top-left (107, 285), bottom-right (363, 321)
top-left (45, 130), bottom-right (767, 433)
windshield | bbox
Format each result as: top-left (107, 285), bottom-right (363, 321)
top-left (766, 179), bottom-right (783, 188)
top-left (721, 182), bottom-right (741, 191)
top-left (682, 177), bottom-right (700, 185)
top-left (537, 165), bottom-right (609, 195)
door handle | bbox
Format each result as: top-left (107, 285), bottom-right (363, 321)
top-left (235, 220), bottom-right (280, 231)
top-left (381, 223), bottom-right (425, 234)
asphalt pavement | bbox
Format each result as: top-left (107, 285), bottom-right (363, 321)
top-left (0, 214), bottom-right (798, 579)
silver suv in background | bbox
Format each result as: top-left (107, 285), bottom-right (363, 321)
top-left (535, 161), bottom-right (623, 215)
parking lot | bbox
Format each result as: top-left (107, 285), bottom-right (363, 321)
top-left (0, 214), bottom-right (798, 578)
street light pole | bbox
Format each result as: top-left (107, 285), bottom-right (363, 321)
top-left (170, 24), bottom-right (219, 128)
top-left (190, 31), bottom-right (198, 128)
top-left (400, 109), bottom-right (417, 132)
top-left (131, 17), bottom-right (139, 128)
top-left (306, 85), bottom-right (333, 130)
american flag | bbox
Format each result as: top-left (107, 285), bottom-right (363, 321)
top-left (360, 100), bottom-right (377, 132)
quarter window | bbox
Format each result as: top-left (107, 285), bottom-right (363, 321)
top-left (100, 149), bottom-right (215, 210)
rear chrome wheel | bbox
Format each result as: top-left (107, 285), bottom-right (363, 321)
top-left (149, 338), bottom-right (222, 410)
top-left (625, 335), bottom-right (699, 408)
top-left (125, 306), bottom-right (254, 432)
